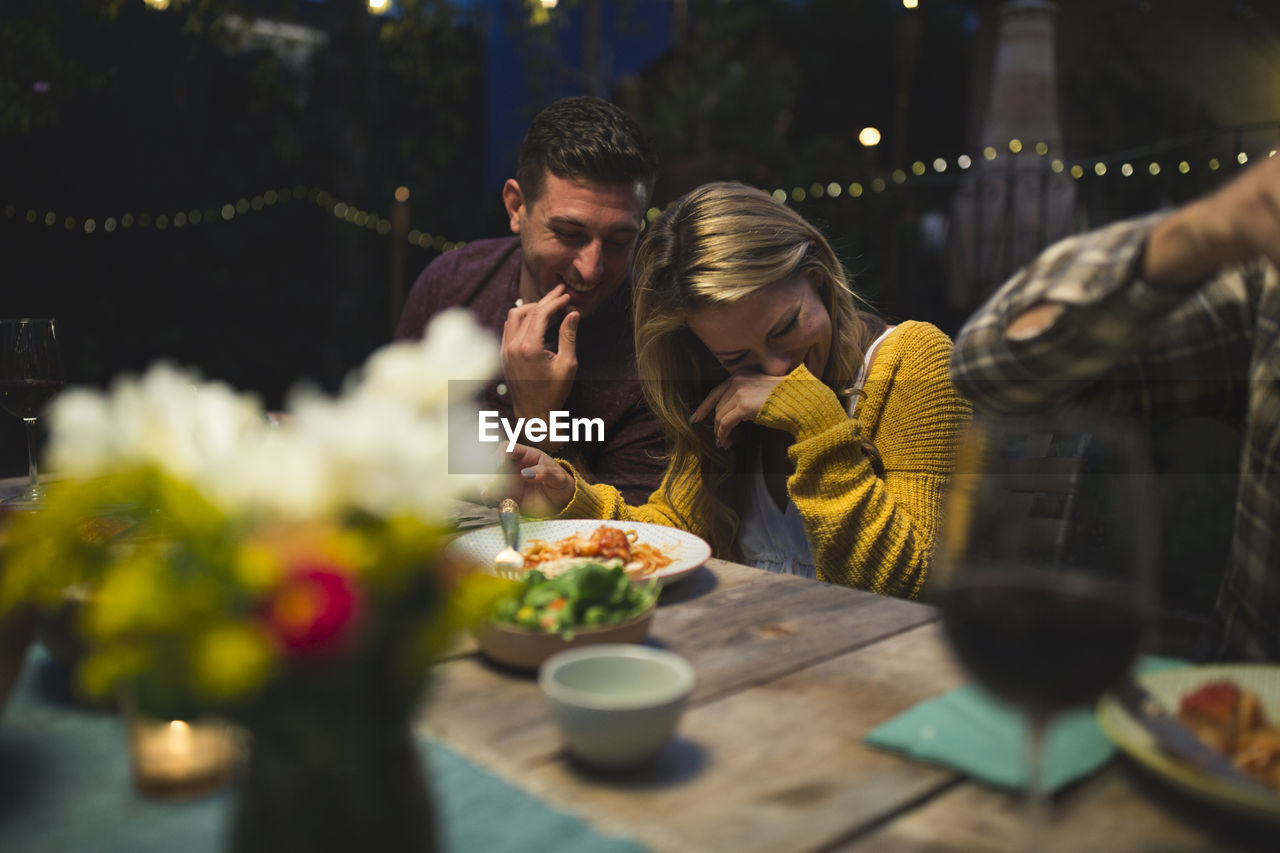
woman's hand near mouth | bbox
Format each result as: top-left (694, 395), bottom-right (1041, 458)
top-left (690, 370), bottom-right (787, 450)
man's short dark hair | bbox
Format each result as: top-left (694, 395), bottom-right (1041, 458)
top-left (515, 96), bottom-right (658, 205)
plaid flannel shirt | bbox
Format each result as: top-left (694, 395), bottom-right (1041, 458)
top-left (950, 212), bottom-right (1279, 661)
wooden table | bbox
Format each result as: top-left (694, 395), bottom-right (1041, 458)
top-left (418, 557), bottom-right (1276, 853)
top-left (7, 479), bottom-right (1272, 850)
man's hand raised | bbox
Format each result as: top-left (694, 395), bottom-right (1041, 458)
top-left (1144, 153), bottom-right (1280, 291)
top-left (501, 285), bottom-right (579, 447)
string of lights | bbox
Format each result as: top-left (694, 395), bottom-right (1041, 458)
top-left (6, 137), bottom-right (1278, 241)
top-left (761, 140), bottom-right (1278, 205)
top-left (0, 184), bottom-right (467, 253)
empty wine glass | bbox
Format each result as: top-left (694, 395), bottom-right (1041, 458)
top-left (0, 319), bottom-right (66, 506)
top-left (936, 412), bottom-right (1157, 850)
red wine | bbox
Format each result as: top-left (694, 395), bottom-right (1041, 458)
top-left (942, 570), bottom-right (1141, 716)
top-left (0, 378), bottom-right (65, 419)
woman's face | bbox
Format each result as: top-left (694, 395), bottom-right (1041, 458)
top-left (686, 274), bottom-right (833, 381)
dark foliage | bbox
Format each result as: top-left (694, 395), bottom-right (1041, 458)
top-left (0, 0), bottom-right (484, 475)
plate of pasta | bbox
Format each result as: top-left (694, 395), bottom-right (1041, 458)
top-left (1096, 664), bottom-right (1280, 823)
top-left (446, 519), bottom-right (710, 586)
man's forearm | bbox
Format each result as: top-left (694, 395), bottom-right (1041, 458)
top-left (1139, 200), bottom-right (1230, 293)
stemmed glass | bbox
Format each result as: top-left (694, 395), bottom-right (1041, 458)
top-left (936, 412), bottom-right (1156, 851)
top-left (0, 319), bottom-right (66, 506)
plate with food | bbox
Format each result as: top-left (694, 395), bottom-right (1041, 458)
top-left (1096, 664), bottom-right (1280, 823)
top-left (473, 561), bottom-right (659, 671)
top-left (446, 518), bottom-right (710, 586)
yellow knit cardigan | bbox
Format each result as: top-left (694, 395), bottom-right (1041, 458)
top-left (557, 321), bottom-right (972, 599)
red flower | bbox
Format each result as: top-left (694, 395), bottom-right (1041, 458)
top-left (265, 565), bottom-right (360, 655)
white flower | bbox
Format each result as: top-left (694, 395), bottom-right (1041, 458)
top-left (47, 364), bottom-right (265, 483)
top-left (44, 309), bottom-right (501, 522)
top-left (44, 388), bottom-right (114, 475)
top-left (203, 426), bottom-right (332, 518)
top-left (351, 309), bottom-right (500, 409)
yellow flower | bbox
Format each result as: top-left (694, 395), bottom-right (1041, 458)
top-left (381, 515), bottom-right (440, 557)
top-left (191, 622), bottom-right (275, 699)
top-left (318, 527), bottom-right (374, 575)
top-left (84, 555), bottom-right (177, 640)
top-left (243, 520), bottom-right (370, 579)
top-left (234, 542), bottom-right (286, 593)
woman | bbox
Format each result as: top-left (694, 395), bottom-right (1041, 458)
top-left (512, 182), bottom-right (970, 598)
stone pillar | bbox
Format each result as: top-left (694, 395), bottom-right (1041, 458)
top-left (947, 0), bottom-right (1076, 313)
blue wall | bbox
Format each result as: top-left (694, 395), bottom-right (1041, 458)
top-left (471, 1), bottom-right (672, 206)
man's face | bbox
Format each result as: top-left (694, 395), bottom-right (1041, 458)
top-left (503, 172), bottom-right (648, 319)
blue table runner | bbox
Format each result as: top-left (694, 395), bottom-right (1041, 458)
top-left (0, 647), bottom-right (647, 853)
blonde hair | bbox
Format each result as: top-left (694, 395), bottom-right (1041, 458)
top-left (632, 182), bottom-right (885, 559)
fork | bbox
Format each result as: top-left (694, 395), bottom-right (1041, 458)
top-left (493, 498), bottom-right (526, 580)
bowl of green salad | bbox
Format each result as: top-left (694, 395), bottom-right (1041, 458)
top-left (474, 562), bottom-right (659, 672)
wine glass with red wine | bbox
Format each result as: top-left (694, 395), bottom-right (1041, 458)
top-left (937, 413), bottom-right (1156, 849)
top-left (0, 319), bottom-right (66, 506)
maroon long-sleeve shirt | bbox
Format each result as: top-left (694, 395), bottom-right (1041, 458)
top-left (395, 236), bottom-right (666, 505)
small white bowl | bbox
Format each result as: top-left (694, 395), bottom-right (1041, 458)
top-left (539, 644), bottom-right (696, 770)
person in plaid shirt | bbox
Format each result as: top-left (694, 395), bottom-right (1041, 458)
top-left (950, 155), bottom-right (1280, 661)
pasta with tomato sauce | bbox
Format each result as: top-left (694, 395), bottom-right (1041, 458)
top-left (521, 525), bottom-right (673, 580)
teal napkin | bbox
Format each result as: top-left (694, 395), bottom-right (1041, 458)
top-left (864, 656), bottom-right (1189, 792)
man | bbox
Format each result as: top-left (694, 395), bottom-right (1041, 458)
top-left (950, 154), bottom-right (1280, 661)
top-left (395, 96), bottom-right (664, 504)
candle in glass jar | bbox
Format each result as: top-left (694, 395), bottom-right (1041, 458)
top-left (129, 717), bottom-right (240, 799)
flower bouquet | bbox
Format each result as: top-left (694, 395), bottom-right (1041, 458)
top-left (0, 310), bottom-right (508, 852)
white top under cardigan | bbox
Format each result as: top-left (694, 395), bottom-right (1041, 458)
top-left (738, 326), bottom-right (896, 579)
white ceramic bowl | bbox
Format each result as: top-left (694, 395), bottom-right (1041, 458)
top-left (539, 644), bottom-right (696, 770)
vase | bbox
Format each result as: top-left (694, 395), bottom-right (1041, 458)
top-left (231, 710), bottom-right (437, 853)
